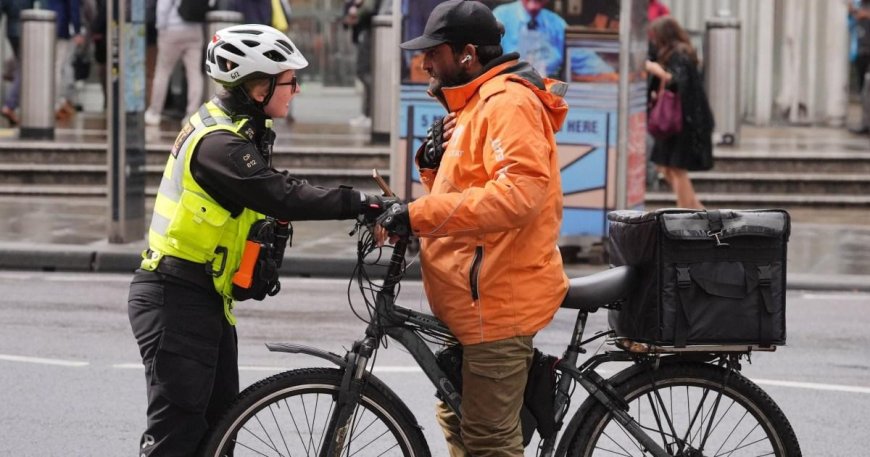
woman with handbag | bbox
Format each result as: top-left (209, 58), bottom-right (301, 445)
top-left (646, 16), bottom-right (714, 209)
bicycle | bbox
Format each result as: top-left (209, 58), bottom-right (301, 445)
top-left (203, 220), bottom-right (802, 456)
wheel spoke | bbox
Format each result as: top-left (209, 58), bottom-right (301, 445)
top-left (682, 385), bottom-right (712, 450)
top-left (233, 437), bottom-right (283, 457)
top-left (646, 389), bottom-right (682, 450)
top-left (347, 427), bottom-right (395, 456)
top-left (254, 412), bottom-right (285, 456)
top-left (596, 425), bottom-right (638, 456)
top-left (285, 396), bottom-right (314, 455)
top-left (235, 419), bottom-right (286, 457)
top-left (715, 422), bottom-right (766, 457)
top-left (698, 397), bottom-right (737, 445)
top-left (266, 402), bottom-right (292, 456)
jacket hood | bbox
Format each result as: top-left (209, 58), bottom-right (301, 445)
top-left (438, 54), bottom-right (569, 132)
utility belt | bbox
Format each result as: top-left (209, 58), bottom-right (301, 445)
top-left (152, 253), bottom-right (215, 292)
top-left (231, 218), bottom-right (293, 301)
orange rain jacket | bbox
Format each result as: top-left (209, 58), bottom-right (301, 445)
top-left (409, 56), bottom-right (570, 345)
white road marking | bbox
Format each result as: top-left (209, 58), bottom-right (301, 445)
top-left (799, 293), bottom-right (870, 301)
top-left (0, 354), bottom-right (89, 367)
top-left (0, 271), bottom-right (133, 282)
top-left (751, 378), bottom-right (870, 395)
top-left (372, 366), bottom-right (424, 373)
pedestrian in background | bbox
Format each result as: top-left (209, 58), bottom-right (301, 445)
top-left (83, 0), bottom-right (107, 109)
top-left (848, 0), bottom-right (870, 135)
top-left (231, 0), bottom-right (269, 25)
top-left (46, 0), bottom-right (85, 121)
top-left (342, 0), bottom-right (384, 128)
top-left (645, 16), bottom-right (714, 209)
top-left (0, 0), bottom-right (33, 126)
top-left (143, 0), bottom-right (205, 126)
top-left (127, 24), bottom-right (393, 455)
top-left (379, 1), bottom-right (569, 454)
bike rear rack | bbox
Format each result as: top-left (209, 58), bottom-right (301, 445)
top-left (615, 338), bottom-right (777, 354)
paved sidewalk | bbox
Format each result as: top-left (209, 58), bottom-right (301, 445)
top-left (0, 196), bottom-right (868, 291)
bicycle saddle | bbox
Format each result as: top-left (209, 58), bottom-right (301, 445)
top-left (560, 265), bottom-right (637, 311)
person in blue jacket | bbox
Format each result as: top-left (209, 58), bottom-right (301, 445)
top-left (493, 0), bottom-right (565, 78)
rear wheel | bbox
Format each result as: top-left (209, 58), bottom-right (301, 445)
top-left (203, 367), bottom-right (430, 456)
top-left (560, 362), bottom-right (801, 456)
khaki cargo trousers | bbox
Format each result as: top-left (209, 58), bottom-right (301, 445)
top-left (435, 336), bottom-right (534, 457)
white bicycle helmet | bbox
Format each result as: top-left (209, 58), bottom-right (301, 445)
top-left (206, 24), bottom-right (308, 87)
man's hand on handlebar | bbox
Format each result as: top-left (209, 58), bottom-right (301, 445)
top-left (375, 201), bottom-right (411, 246)
top-left (359, 193), bottom-right (399, 223)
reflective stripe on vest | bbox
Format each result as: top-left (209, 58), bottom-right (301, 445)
top-left (143, 101), bottom-right (264, 324)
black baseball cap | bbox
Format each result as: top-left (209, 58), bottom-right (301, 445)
top-left (400, 0), bottom-right (502, 51)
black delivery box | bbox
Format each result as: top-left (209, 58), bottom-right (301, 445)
top-left (607, 209), bottom-right (790, 347)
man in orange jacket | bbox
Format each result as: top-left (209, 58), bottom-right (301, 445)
top-left (376, 1), bottom-right (569, 454)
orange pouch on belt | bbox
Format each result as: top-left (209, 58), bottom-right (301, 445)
top-left (232, 240), bottom-right (262, 289)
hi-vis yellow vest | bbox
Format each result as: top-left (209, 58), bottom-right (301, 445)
top-left (141, 102), bottom-right (264, 324)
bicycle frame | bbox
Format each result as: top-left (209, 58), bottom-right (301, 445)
top-left (270, 235), bottom-right (676, 457)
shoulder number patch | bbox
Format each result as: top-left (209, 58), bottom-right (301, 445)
top-left (229, 147), bottom-right (268, 177)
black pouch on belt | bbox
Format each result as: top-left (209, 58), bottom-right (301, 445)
top-left (231, 218), bottom-right (293, 301)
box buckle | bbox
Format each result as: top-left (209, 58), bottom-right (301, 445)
top-left (676, 266), bottom-right (691, 288)
top-left (706, 230), bottom-right (730, 248)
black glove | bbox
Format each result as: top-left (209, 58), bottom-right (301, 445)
top-left (376, 201), bottom-right (411, 238)
top-left (360, 193), bottom-right (398, 222)
top-left (417, 117), bottom-right (446, 169)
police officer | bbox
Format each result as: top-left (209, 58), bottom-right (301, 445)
top-left (127, 24), bottom-right (391, 456)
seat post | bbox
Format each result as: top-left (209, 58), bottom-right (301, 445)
top-left (562, 311), bottom-right (589, 365)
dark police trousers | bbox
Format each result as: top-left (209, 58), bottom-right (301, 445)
top-left (128, 268), bottom-right (238, 456)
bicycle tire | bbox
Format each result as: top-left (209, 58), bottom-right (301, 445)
top-left (557, 362), bottom-right (801, 457)
top-left (202, 367), bottom-right (430, 457)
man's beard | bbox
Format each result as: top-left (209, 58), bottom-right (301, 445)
top-left (438, 66), bottom-right (474, 88)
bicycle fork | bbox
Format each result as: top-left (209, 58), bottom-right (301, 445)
top-left (319, 336), bottom-right (377, 457)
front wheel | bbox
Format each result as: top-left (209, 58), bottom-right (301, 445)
top-left (558, 362), bottom-right (801, 456)
top-left (202, 367), bottom-right (430, 456)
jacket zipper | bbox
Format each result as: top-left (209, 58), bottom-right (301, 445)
top-left (469, 246), bottom-right (483, 301)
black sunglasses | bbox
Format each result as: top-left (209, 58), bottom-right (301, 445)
top-left (275, 76), bottom-right (299, 93)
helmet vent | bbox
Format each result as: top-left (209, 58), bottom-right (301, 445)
top-left (263, 50), bottom-right (287, 62)
top-left (242, 39), bottom-right (260, 48)
top-left (221, 43), bottom-right (246, 57)
top-left (234, 29), bottom-right (264, 35)
top-left (276, 40), bottom-right (295, 55)
top-left (216, 55), bottom-right (236, 72)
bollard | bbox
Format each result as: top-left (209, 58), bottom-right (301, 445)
top-left (370, 15), bottom-right (394, 144)
top-left (204, 10), bottom-right (245, 101)
top-left (19, 9), bottom-right (56, 140)
top-left (703, 14), bottom-right (741, 146)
